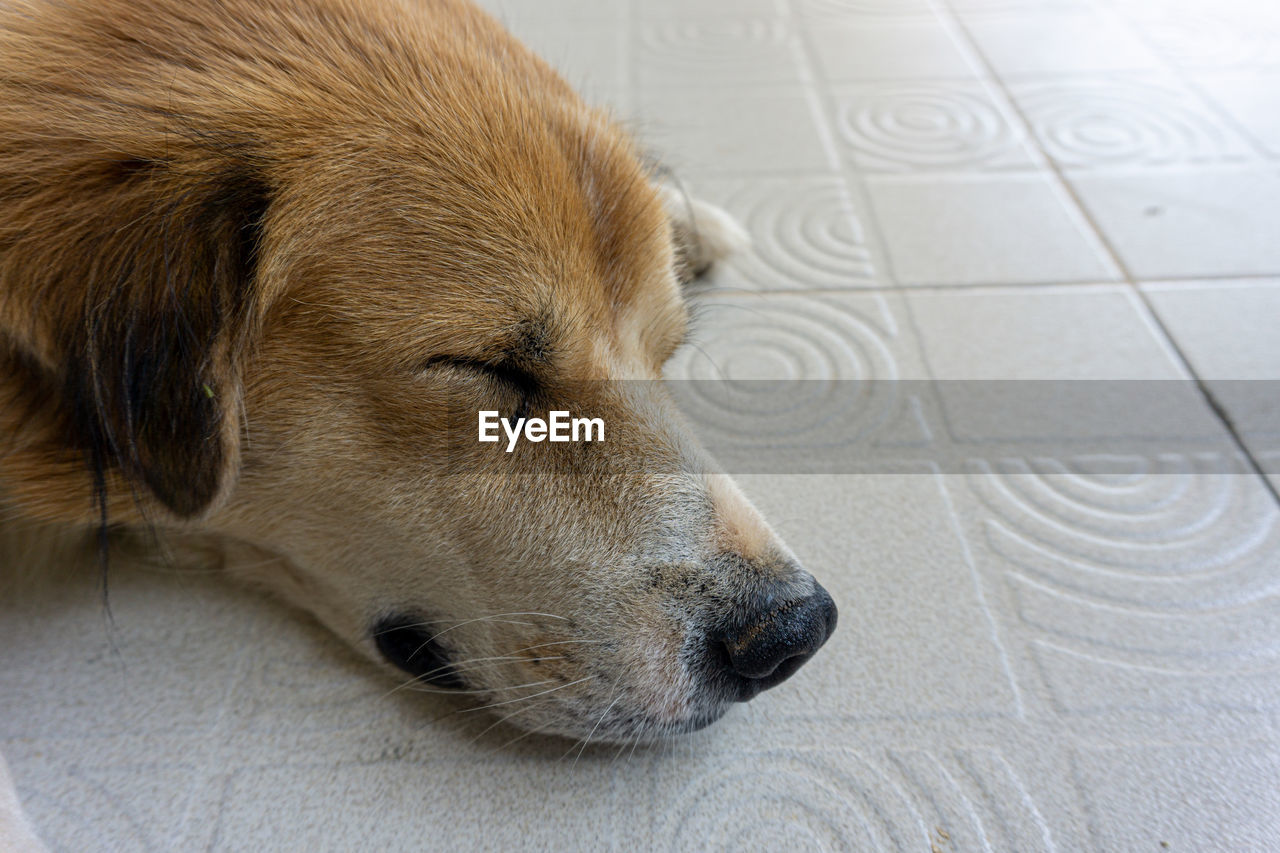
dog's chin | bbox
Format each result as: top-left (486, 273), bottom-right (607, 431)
top-left (497, 694), bottom-right (735, 745)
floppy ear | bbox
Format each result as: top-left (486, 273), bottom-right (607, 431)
top-left (655, 183), bottom-right (751, 284)
top-left (0, 150), bottom-right (270, 521)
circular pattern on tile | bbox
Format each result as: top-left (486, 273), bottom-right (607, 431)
top-left (666, 295), bottom-right (899, 445)
top-left (663, 751), bottom-right (922, 852)
top-left (835, 86), bottom-right (1023, 170)
top-left (1014, 81), bottom-right (1238, 166)
top-left (971, 454), bottom-right (1280, 685)
top-left (724, 180), bottom-right (876, 288)
top-left (968, 454), bottom-right (1280, 606)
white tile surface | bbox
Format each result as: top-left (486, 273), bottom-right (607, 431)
top-left (960, 11), bottom-right (1165, 76)
top-left (865, 174), bottom-right (1118, 285)
top-left (1193, 70), bottom-right (1280, 157)
top-left (678, 176), bottom-right (885, 290)
top-left (905, 285), bottom-right (1225, 442)
top-left (830, 81), bottom-right (1041, 172)
top-left (6, 0), bottom-right (1280, 850)
top-left (1006, 73), bottom-right (1257, 168)
top-left (1144, 280), bottom-right (1280, 485)
top-left (510, 24), bottom-right (628, 109)
top-left (906, 286), bottom-right (1185, 381)
top-left (1068, 168), bottom-right (1280, 280)
top-left (805, 21), bottom-right (981, 82)
top-left (638, 0), bottom-right (786, 18)
top-left (636, 19), bottom-right (807, 89)
top-left (1144, 281), bottom-right (1280, 380)
top-left (636, 87), bottom-right (837, 175)
top-left (793, 0), bottom-right (938, 22)
top-left (1073, 745), bottom-right (1280, 851)
top-left (1113, 2), bottom-right (1280, 69)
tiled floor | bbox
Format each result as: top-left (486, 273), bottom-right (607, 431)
top-left (4, 0), bottom-right (1280, 850)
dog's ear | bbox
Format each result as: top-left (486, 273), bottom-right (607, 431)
top-left (0, 151), bottom-right (270, 521)
top-left (655, 184), bottom-right (751, 285)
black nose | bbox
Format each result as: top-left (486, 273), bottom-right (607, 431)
top-left (713, 582), bottom-right (838, 700)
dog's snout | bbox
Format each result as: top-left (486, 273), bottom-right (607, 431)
top-left (713, 582), bottom-right (837, 700)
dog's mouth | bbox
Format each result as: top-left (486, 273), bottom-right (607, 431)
top-left (372, 615), bottom-right (466, 689)
top-left (370, 583), bottom-right (836, 742)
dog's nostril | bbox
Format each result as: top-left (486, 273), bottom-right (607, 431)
top-left (372, 615), bottom-right (464, 688)
top-left (715, 583), bottom-right (837, 697)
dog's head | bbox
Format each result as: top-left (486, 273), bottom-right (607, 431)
top-left (0, 0), bottom-right (835, 740)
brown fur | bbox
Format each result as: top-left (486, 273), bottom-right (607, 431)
top-left (0, 0), bottom-right (823, 743)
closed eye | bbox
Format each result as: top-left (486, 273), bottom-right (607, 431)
top-left (424, 355), bottom-right (538, 392)
top-left (423, 355), bottom-right (538, 418)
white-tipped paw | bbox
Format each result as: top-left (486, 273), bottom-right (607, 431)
top-left (658, 185), bottom-right (751, 279)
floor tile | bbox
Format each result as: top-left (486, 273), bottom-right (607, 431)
top-left (804, 20), bottom-right (981, 82)
top-left (830, 81), bottom-right (1040, 172)
top-left (961, 11), bottom-right (1165, 76)
top-left (510, 24), bottom-right (628, 110)
top-left (1193, 70), bottom-right (1280, 158)
top-left (674, 176), bottom-right (885, 290)
top-left (474, 0), bottom-right (622, 25)
top-left (1113, 2), bottom-right (1280, 69)
top-left (906, 286), bottom-right (1186, 381)
top-left (636, 18), bottom-right (806, 89)
top-left (949, 446), bottom-right (1280, 726)
top-left (1144, 280), bottom-right (1280, 484)
top-left (1007, 73), bottom-right (1256, 169)
top-left (793, 0), bottom-right (938, 22)
top-left (641, 745), bottom-right (1059, 853)
top-left (1143, 281), bottom-right (1280, 380)
top-left (948, 0), bottom-right (1090, 11)
top-left (209, 759), bottom-right (626, 850)
top-left (1073, 745), bottom-right (1280, 851)
top-left (636, 87), bottom-right (837, 175)
top-left (638, 0), bottom-right (786, 17)
top-left (665, 291), bottom-right (934, 467)
top-left (865, 174), bottom-right (1118, 285)
top-left (904, 285), bottom-right (1224, 444)
top-left (1068, 168), bottom-right (1280, 280)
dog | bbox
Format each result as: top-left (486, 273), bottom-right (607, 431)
top-left (0, 0), bottom-right (837, 779)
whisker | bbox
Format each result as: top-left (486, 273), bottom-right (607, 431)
top-left (372, 611), bottom-right (568, 637)
top-left (491, 719), bottom-right (557, 753)
top-left (393, 618), bottom-right (537, 636)
top-left (401, 678), bottom-right (555, 697)
top-left (467, 699), bottom-right (552, 748)
top-left (378, 655), bottom-right (569, 699)
top-left (506, 639), bottom-right (610, 654)
top-left (380, 672), bottom-right (431, 700)
top-left (570, 693), bottom-right (623, 767)
top-left (462, 676), bottom-right (595, 713)
top-left (400, 613), bottom-right (580, 664)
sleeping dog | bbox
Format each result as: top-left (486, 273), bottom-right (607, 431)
top-left (0, 0), bottom-right (837, 763)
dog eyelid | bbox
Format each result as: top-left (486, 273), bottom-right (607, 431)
top-left (422, 355), bottom-right (539, 395)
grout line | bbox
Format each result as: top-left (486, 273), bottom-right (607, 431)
top-left (697, 272), bottom-right (1280, 296)
top-left (699, 281), bottom-right (1135, 297)
top-left (1132, 291), bottom-right (1280, 506)
top-left (785, 0), bottom-right (906, 290)
top-left (934, 0), bottom-right (1280, 508)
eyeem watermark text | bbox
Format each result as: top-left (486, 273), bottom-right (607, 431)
top-left (478, 411), bottom-right (605, 452)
